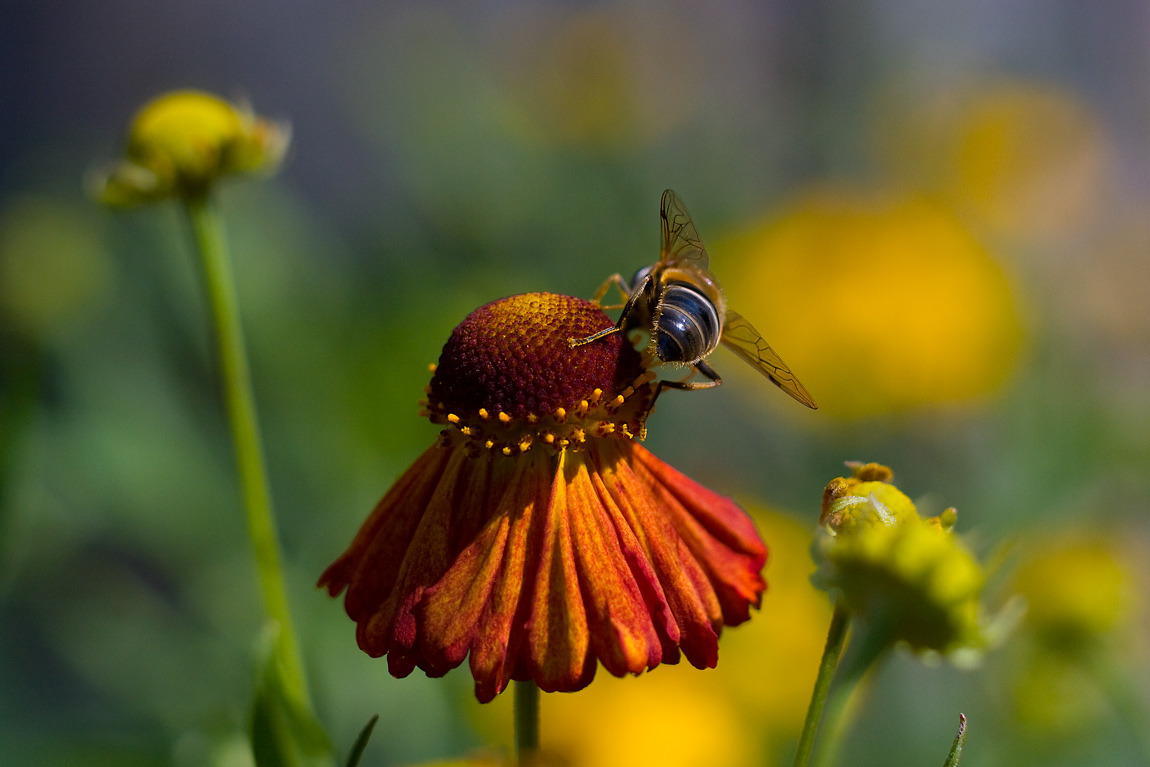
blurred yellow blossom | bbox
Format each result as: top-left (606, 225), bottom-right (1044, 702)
top-left (1013, 535), bottom-right (1134, 652)
top-left (887, 81), bottom-right (1109, 240)
top-left (1002, 533), bottom-right (1141, 736)
top-left (471, 665), bottom-right (756, 767)
top-left (488, 5), bottom-right (701, 148)
top-left (723, 192), bottom-right (1024, 419)
top-left (716, 507), bottom-right (834, 752)
top-left (0, 196), bottom-right (113, 339)
top-left (92, 90), bottom-right (289, 206)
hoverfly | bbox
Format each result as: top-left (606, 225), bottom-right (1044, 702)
top-left (568, 189), bottom-right (818, 409)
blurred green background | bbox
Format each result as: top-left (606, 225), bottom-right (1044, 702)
top-left (2, 1), bottom-right (1148, 765)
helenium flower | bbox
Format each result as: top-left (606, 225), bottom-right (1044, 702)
top-left (320, 293), bottom-right (768, 702)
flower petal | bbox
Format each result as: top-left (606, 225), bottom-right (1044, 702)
top-left (595, 445), bottom-right (722, 669)
top-left (526, 453), bottom-right (595, 693)
top-left (564, 451), bottom-right (664, 678)
top-left (629, 442), bottom-right (768, 624)
top-left (358, 448), bottom-right (478, 661)
top-left (419, 450), bottom-right (550, 701)
top-left (318, 444), bottom-right (453, 625)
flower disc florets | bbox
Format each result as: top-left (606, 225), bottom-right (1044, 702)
top-left (425, 293), bottom-right (656, 454)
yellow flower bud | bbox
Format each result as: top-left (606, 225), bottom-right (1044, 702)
top-left (819, 462), bottom-right (918, 533)
top-left (92, 90), bottom-right (289, 206)
top-left (812, 463), bottom-right (987, 655)
top-left (813, 518), bottom-right (984, 654)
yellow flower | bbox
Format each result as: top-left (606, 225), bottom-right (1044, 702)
top-left (470, 664), bottom-right (756, 767)
top-left (715, 507), bottom-right (834, 748)
top-left (92, 90), bottom-right (289, 206)
top-left (0, 196), bottom-right (112, 339)
top-left (1001, 533), bottom-right (1138, 734)
top-left (811, 464), bottom-right (985, 655)
top-left (722, 193), bottom-right (1024, 419)
top-left (880, 80), bottom-right (1109, 241)
top-left (1012, 535), bottom-right (1133, 652)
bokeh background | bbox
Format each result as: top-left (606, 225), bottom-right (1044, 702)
top-left (2, 1), bottom-right (1149, 765)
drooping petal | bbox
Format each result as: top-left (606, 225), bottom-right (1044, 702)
top-left (592, 442), bottom-right (723, 669)
top-left (319, 444), bottom-right (453, 631)
top-left (418, 449), bottom-right (550, 700)
top-left (629, 442), bottom-right (768, 624)
top-left (526, 452), bottom-right (595, 693)
top-left (563, 451), bottom-right (664, 678)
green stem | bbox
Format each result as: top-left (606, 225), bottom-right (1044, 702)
top-left (183, 193), bottom-right (310, 705)
top-left (811, 615), bottom-right (894, 767)
top-left (514, 681), bottom-right (540, 765)
top-left (793, 605), bottom-right (850, 767)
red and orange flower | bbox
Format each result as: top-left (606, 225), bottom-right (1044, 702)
top-left (320, 293), bottom-right (767, 702)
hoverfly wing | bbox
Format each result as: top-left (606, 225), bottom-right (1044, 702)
top-left (660, 189), bottom-right (710, 269)
top-left (721, 310), bottom-right (818, 409)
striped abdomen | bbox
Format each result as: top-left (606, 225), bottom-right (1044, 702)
top-left (653, 281), bottom-right (722, 364)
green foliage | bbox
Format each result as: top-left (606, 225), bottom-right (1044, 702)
top-left (251, 624), bottom-right (335, 767)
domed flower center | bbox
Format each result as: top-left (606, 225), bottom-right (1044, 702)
top-left (424, 293), bottom-right (656, 454)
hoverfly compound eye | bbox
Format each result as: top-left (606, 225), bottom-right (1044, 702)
top-left (630, 264), bottom-right (654, 290)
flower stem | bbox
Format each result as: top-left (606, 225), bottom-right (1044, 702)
top-left (811, 614), bottom-right (894, 767)
top-left (793, 604), bottom-right (850, 767)
top-left (182, 193), bottom-right (310, 705)
top-left (514, 680), bottom-right (540, 765)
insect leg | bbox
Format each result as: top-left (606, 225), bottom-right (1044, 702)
top-left (658, 359), bottom-right (723, 391)
top-left (570, 274), bottom-right (647, 349)
top-left (568, 324), bottom-right (621, 349)
top-left (589, 273), bottom-right (633, 307)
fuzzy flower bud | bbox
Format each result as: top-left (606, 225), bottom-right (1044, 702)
top-left (811, 463), bottom-right (986, 655)
top-left (92, 90), bottom-right (289, 206)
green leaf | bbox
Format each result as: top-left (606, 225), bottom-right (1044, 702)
top-left (942, 713), bottom-right (967, 767)
top-left (344, 714), bottom-right (379, 767)
top-left (250, 623), bottom-right (335, 767)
